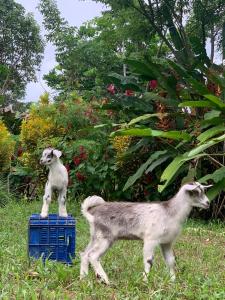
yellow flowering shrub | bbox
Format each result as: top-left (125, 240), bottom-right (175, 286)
top-left (20, 98), bottom-right (64, 169)
top-left (112, 136), bottom-right (131, 165)
top-left (0, 120), bottom-right (15, 171)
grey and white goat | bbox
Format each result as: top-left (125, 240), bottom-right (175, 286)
top-left (80, 182), bottom-right (211, 284)
top-left (40, 148), bottom-right (68, 218)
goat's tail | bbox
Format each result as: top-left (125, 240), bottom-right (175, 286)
top-left (81, 195), bottom-right (105, 223)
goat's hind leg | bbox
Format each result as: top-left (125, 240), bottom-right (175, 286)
top-left (160, 243), bottom-right (176, 281)
top-left (80, 239), bottom-right (94, 279)
top-left (88, 238), bottom-right (111, 285)
top-left (58, 187), bottom-right (68, 217)
top-left (41, 182), bottom-right (52, 218)
top-left (143, 239), bottom-right (157, 282)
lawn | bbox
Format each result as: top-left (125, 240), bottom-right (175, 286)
top-left (0, 200), bottom-right (224, 300)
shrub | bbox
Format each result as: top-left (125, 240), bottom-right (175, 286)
top-left (0, 120), bottom-right (15, 172)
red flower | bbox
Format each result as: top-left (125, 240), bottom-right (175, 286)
top-left (149, 80), bottom-right (158, 90)
top-left (73, 156), bottom-right (81, 166)
top-left (79, 146), bottom-right (85, 153)
top-left (107, 84), bottom-right (115, 95)
top-left (76, 172), bottom-right (86, 182)
top-left (125, 89), bottom-right (134, 96)
top-left (79, 152), bottom-right (87, 160)
top-left (65, 164), bottom-right (70, 173)
top-left (17, 146), bottom-right (23, 157)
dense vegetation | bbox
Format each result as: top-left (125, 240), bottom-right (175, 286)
top-left (0, 0), bottom-right (225, 220)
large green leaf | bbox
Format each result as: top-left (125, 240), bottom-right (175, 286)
top-left (188, 133), bottom-right (225, 157)
top-left (123, 150), bottom-right (167, 191)
top-left (128, 113), bottom-right (167, 126)
top-left (204, 110), bottom-right (221, 120)
top-left (204, 94), bottom-right (225, 109)
top-left (197, 125), bottom-right (225, 143)
top-left (199, 167), bottom-right (225, 184)
top-left (158, 155), bottom-right (185, 192)
top-left (158, 153), bottom-right (207, 192)
top-left (179, 101), bottom-right (215, 108)
top-left (111, 128), bottom-right (191, 141)
top-left (206, 178), bottom-right (225, 201)
top-left (145, 154), bottom-right (171, 174)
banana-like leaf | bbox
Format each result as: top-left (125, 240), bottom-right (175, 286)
top-left (204, 110), bottom-right (221, 120)
top-left (128, 113), bottom-right (167, 126)
top-left (197, 125), bottom-right (225, 143)
top-left (188, 133), bottom-right (225, 157)
top-left (111, 128), bottom-right (191, 141)
top-left (179, 101), bottom-right (215, 108)
top-left (123, 150), bottom-right (168, 191)
top-left (158, 153), bottom-right (207, 192)
top-left (199, 166), bottom-right (225, 184)
top-left (159, 133), bottom-right (225, 192)
top-left (206, 178), bottom-right (225, 201)
top-left (204, 94), bottom-right (225, 109)
top-left (145, 154), bottom-right (171, 174)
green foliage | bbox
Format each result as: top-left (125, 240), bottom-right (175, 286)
top-left (0, 0), bottom-right (44, 103)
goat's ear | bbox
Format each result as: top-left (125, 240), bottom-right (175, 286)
top-left (202, 184), bottom-right (213, 189)
top-left (53, 149), bottom-right (62, 158)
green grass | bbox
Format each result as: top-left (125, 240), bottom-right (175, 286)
top-left (0, 200), bottom-right (224, 300)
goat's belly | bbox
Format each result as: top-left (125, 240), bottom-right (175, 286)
top-left (158, 228), bottom-right (180, 244)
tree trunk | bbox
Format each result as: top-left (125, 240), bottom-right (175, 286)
top-left (210, 27), bottom-right (215, 64)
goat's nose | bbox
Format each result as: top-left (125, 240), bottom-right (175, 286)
top-left (205, 200), bottom-right (210, 207)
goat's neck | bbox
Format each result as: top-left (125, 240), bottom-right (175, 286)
top-left (48, 160), bottom-right (62, 172)
top-left (169, 192), bottom-right (192, 224)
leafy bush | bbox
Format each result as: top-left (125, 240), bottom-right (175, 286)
top-left (0, 120), bottom-right (15, 172)
top-left (107, 58), bottom-right (225, 218)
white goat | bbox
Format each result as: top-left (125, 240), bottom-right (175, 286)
top-left (40, 148), bottom-right (68, 218)
top-left (80, 182), bottom-right (211, 284)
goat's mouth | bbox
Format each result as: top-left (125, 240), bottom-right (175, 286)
top-left (201, 203), bottom-right (210, 209)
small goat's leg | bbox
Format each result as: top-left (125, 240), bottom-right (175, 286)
top-left (40, 182), bottom-right (52, 218)
top-left (80, 239), bottom-right (96, 279)
top-left (143, 240), bottom-right (157, 281)
top-left (160, 243), bottom-right (176, 281)
top-left (88, 238), bottom-right (111, 285)
top-left (58, 187), bottom-right (68, 217)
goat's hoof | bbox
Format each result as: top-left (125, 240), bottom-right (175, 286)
top-left (40, 213), bottom-right (48, 218)
top-left (96, 274), bottom-right (110, 285)
top-left (59, 213), bottom-right (68, 218)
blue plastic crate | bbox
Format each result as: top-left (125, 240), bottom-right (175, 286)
top-left (28, 214), bottom-right (76, 264)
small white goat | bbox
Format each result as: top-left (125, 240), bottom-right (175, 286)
top-left (40, 148), bottom-right (68, 218)
top-left (80, 182), bottom-right (211, 284)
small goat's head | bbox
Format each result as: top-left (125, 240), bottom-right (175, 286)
top-left (182, 182), bottom-right (212, 209)
top-left (40, 148), bottom-right (62, 166)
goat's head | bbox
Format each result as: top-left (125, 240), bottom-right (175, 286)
top-left (182, 182), bottom-right (212, 209)
top-left (40, 148), bottom-right (62, 166)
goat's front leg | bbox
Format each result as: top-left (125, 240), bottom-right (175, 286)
top-left (143, 239), bottom-right (157, 281)
top-left (58, 187), bottom-right (68, 217)
top-left (41, 182), bottom-right (52, 218)
top-left (160, 243), bottom-right (176, 281)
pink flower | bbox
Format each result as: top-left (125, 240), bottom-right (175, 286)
top-left (149, 80), bottom-right (158, 90)
top-left (125, 89), bottom-right (134, 96)
top-left (107, 84), bottom-right (115, 95)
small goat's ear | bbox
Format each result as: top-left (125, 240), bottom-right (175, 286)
top-left (201, 184), bottom-right (213, 189)
top-left (53, 149), bottom-right (62, 158)
top-left (183, 183), bottom-right (200, 191)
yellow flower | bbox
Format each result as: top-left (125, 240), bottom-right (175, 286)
top-left (0, 120), bottom-right (15, 171)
